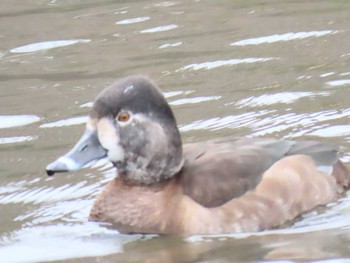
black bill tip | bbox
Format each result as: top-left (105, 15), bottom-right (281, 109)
top-left (46, 170), bottom-right (56, 176)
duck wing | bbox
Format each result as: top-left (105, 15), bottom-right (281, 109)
top-left (180, 137), bottom-right (339, 208)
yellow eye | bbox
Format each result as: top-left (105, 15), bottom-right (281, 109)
top-left (117, 112), bottom-right (130, 122)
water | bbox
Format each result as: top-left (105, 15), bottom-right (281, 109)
top-left (1, 0), bottom-right (350, 262)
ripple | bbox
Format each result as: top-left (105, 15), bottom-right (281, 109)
top-left (10, 39), bottom-right (91, 53)
top-left (326, 79), bottom-right (350, 87)
top-left (163, 90), bottom-right (194, 98)
top-left (80, 92), bottom-right (194, 106)
top-left (0, 169), bottom-right (114, 225)
top-left (115, 8), bottom-right (128, 15)
top-left (15, 199), bottom-right (92, 225)
top-left (80, 102), bottom-right (93, 108)
top-left (176, 57), bottom-right (277, 71)
top-left (40, 116), bottom-right (87, 128)
top-left (320, 72), bottom-right (335, 78)
top-left (0, 179), bottom-right (40, 195)
top-left (0, 165), bottom-right (114, 206)
top-left (250, 109), bottom-right (350, 137)
top-left (308, 125), bottom-right (350, 137)
top-left (231, 30), bottom-right (338, 46)
top-left (170, 96), bottom-right (221, 106)
top-left (179, 108), bottom-right (350, 137)
top-left (152, 2), bottom-right (176, 7)
top-left (0, 223), bottom-right (130, 263)
top-left (0, 181), bottom-right (98, 205)
top-left (140, 24), bottom-right (178, 33)
top-left (0, 136), bottom-right (35, 144)
top-left (116, 16), bottom-right (150, 25)
top-left (159, 41), bottom-right (182, 49)
top-left (236, 92), bottom-right (329, 108)
top-left (179, 110), bottom-right (272, 132)
top-left (0, 115), bottom-right (41, 129)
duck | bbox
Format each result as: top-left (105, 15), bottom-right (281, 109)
top-left (46, 75), bottom-right (350, 235)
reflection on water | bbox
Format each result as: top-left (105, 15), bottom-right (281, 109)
top-left (231, 30), bottom-right (338, 46)
top-left (309, 125), bottom-right (350, 137)
top-left (140, 24), bottom-right (178, 33)
top-left (159, 41), bottom-right (182, 49)
top-left (179, 110), bottom-right (272, 132)
top-left (170, 95), bottom-right (221, 106)
top-left (40, 116), bottom-right (88, 128)
top-left (0, 115), bottom-right (41, 129)
top-left (0, 223), bottom-right (126, 263)
top-left (10, 40), bottom-right (91, 53)
top-left (116, 16), bottom-right (150, 25)
top-left (327, 79), bottom-right (350, 87)
top-left (176, 57), bottom-right (277, 71)
top-left (0, 136), bottom-right (35, 145)
top-left (1, 0), bottom-right (350, 262)
top-left (235, 91), bottom-right (329, 108)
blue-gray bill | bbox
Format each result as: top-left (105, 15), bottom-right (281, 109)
top-left (46, 129), bottom-right (107, 176)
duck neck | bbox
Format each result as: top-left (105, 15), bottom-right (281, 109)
top-left (115, 157), bottom-right (184, 185)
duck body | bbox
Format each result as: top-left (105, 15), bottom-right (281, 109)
top-left (89, 137), bottom-right (350, 235)
top-left (46, 75), bottom-right (350, 235)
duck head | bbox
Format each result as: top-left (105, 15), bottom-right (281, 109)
top-left (46, 75), bottom-right (184, 185)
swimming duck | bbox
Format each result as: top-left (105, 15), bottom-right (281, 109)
top-left (46, 75), bottom-right (350, 235)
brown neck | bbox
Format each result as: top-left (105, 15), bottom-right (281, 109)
top-left (115, 159), bottom-right (184, 186)
top-left (117, 173), bottom-right (175, 188)
top-left (90, 174), bottom-right (183, 234)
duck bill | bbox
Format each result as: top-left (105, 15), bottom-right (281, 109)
top-left (46, 129), bottom-right (107, 176)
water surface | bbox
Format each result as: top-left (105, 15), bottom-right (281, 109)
top-left (1, 0), bottom-right (350, 262)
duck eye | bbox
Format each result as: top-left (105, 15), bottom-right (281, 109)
top-left (117, 112), bottom-right (130, 122)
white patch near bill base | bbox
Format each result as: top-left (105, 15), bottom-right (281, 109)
top-left (107, 143), bottom-right (125, 162)
top-left (86, 117), bottom-right (98, 131)
top-left (97, 118), bottom-right (125, 162)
